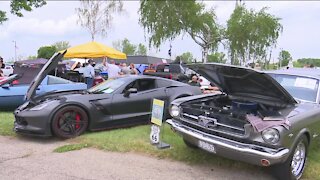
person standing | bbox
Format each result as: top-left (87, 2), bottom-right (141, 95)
top-left (99, 57), bottom-right (109, 72)
top-left (121, 63), bottom-right (131, 75)
top-left (188, 74), bottom-right (201, 87)
top-left (129, 63), bottom-right (138, 75)
top-left (107, 59), bottom-right (121, 79)
top-left (65, 62), bottom-right (71, 71)
top-left (0, 57), bottom-right (5, 68)
top-left (83, 59), bottom-right (95, 88)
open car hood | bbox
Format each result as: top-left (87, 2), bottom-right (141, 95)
top-left (25, 51), bottom-right (66, 101)
top-left (0, 74), bottom-right (20, 86)
top-left (188, 63), bottom-right (297, 106)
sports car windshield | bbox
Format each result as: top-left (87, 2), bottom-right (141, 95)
top-left (269, 74), bottom-right (319, 102)
top-left (88, 78), bottom-right (126, 94)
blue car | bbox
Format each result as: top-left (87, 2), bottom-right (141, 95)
top-left (0, 74), bottom-right (87, 110)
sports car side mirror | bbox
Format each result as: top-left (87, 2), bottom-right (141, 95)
top-left (124, 88), bottom-right (138, 97)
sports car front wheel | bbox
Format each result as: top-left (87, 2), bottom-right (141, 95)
top-left (51, 106), bottom-right (88, 139)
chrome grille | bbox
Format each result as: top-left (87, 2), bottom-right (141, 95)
top-left (180, 107), bottom-right (247, 136)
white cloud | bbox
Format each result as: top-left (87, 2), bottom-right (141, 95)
top-left (1, 1), bottom-right (320, 62)
top-left (5, 14), bottom-right (81, 36)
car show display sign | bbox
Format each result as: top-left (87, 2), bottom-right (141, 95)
top-left (150, 99), bottom-right (170, 149)
top-left (150, 124), bottom-right (160, 144)
top-left (151, 99), bottom-right (164, 126)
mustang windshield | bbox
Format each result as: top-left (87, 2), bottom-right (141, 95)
top-left (270, 74), bottom-right (319, 103)
top-left (88, 78), bottom-right (126, 94)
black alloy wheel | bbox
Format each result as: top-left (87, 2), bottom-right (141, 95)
top-left (52, 106), bottom-right (88, 139)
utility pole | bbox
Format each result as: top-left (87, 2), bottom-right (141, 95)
top-left (279, 48), bottom-right (283, 69)
top-left (12, 40), bottom-right (17, 62)
top-left (168, 43), bottom-right (172, 60)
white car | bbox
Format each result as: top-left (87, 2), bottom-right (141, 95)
top-left (1, 64), bottom-right (14, 76)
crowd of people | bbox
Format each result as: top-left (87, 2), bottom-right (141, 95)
top-left (0, 55), bottom-right (220, 94)
top-left (70, 57), bottom-right (140, 88)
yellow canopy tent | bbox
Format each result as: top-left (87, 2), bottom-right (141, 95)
top-left (61, 41), bottom-right (127, 59)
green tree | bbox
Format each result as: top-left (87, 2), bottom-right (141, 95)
top-left (207, 52), bottom-right (227, 63)
top-left (278, 50), bottom-right (292, 67)
top-left (293, 61), bottom-right (303, 68)
top-left (37, 46), bottom-right (57, 59)
top-left (112, 38), bottom-right (136, 55)
top-left (226, 5), bottom-right (282, 66)
top-left (76, 0), bottom-right (123, 41)
top-left (113, 39), bottom-right (148, 55)
top-left (52, 41), bottom-right (70, 51)
top-left (139, 0), bottom-right (222, 62)
top-left (136, 43), bottom-right (147, 55)
top-left (0, 0), bottom-right (47, 24)
top-left (297, 58), bottom-right (320, 67)
top-left (122, 38), bottom-right (137, 55)
top-left (179, 52), bottom-right (194, 63)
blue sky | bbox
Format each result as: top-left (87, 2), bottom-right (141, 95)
top-left (0, 1), bottom-right (320, 63)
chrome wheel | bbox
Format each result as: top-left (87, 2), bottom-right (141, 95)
top-left (291, 141), bottom-right (306, 178)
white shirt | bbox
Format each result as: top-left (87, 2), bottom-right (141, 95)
top-left (98, 63), bottom-right (108, 72)
top-left (83, 64), bottom-right (95, 78)
top-left (107, 64), bottom-right (121, 78)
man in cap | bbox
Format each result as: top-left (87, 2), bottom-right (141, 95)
top-left (83, 59), bottom-right (95, 88)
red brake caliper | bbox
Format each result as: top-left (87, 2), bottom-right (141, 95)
top-left (75, 114), bottom-right (81, 129)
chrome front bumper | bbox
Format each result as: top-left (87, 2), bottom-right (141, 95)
top-left (167, 119), bottom-right (290, 166)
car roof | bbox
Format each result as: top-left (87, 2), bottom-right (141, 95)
top-left (267, 68), bottom-right (320, 80)
top-left (116, 75), bottom-right (188, 85)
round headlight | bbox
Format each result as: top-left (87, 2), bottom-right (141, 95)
top-left (170, 105), bottom-right (180, 117)
top-left (262, 128), bottom-right (280, 144)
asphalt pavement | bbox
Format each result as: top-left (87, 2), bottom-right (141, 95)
top-left (0, 136), bottom-right (274, 180)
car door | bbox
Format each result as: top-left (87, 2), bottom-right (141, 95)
top-left (110, 78), bottom-right (167, 126)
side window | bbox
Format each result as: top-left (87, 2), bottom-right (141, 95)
top-left (138, 79), bottom-right (155, 91)
top-left (47, 76), bottom-right (71, 85)
top-left (156, 65), bottom-right (165, 72)
top-left (156, 79), bottom-right (172, 88)
top-left (123, 80), bottom-right (139, 92)
top-left (123, 79), bottom-right (156, 93)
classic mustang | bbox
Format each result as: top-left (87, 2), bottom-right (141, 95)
top-left (0, 74), bottom-right (87, 110)
top-left (14, 52), bottom-right (201, 138)
top-left (166, 64), bottom-right (320, 180)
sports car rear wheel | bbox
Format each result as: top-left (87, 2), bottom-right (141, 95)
top-left (52, 106), bottom-right (88, 139)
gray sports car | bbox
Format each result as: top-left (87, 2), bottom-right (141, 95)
top-left (167, 64), bottom-right (320, 180)
top-left (14, 52), bottom-right (201, 138)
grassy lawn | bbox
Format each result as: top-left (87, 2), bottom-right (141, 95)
top-left (0, 111), bottom-right (15, 136)
top-left (1, 111), bottom-right (320, 179)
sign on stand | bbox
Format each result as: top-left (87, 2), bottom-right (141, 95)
top-left (150, 99), bottom-right (170, 149)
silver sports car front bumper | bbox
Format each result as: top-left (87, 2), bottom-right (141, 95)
top-left (166, 119), bottom-right (290, 166)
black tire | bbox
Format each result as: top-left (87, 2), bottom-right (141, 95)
top-left (272, 135), bottom-right (308, 180)
top-left (183, 138), bottom-right (198, 149)
top-left (51, 106), bottom-right (88, 139)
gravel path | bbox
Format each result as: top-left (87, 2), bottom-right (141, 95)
top-left (0, 136), bottom-right (274, 180)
